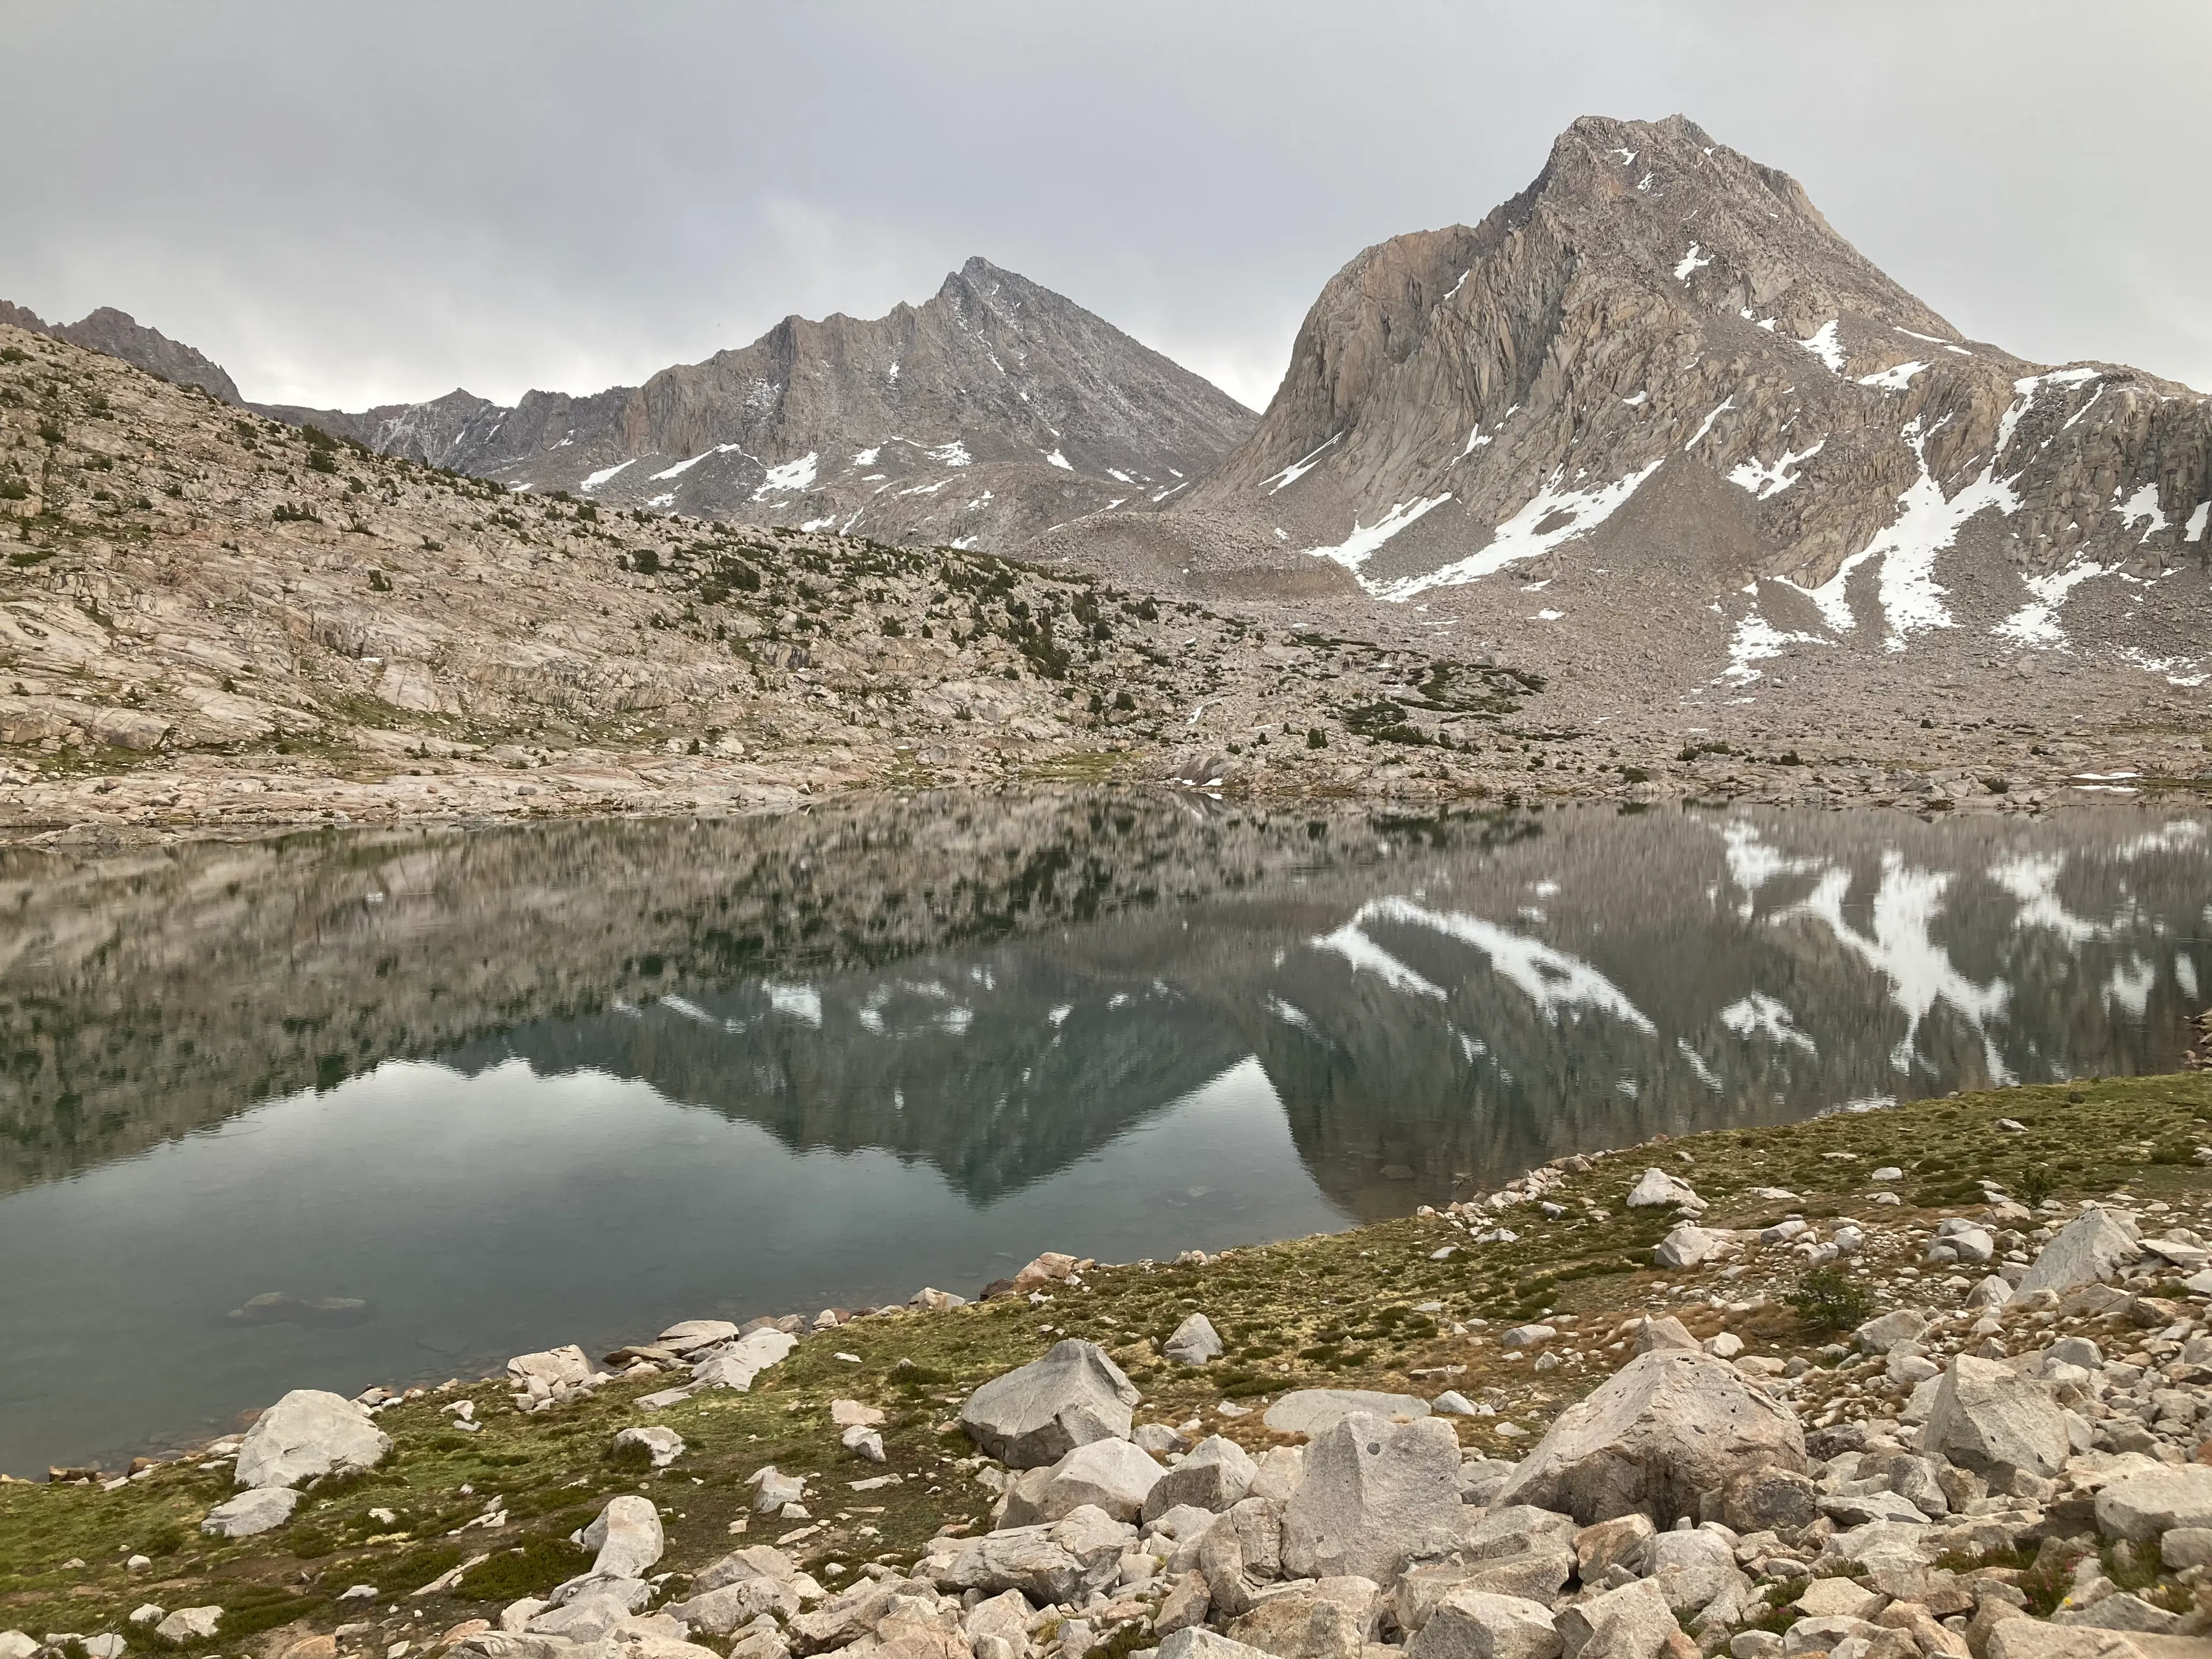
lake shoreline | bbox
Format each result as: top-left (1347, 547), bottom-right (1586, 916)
top-left (6, 1068), bottom-right (2212, 1651)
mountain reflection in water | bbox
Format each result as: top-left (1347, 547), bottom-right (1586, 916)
top-left (0, 794), bottom-right (2206, 1471)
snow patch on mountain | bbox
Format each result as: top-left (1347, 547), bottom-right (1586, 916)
top-left (1791, 418), bottom-right (2020, 650)
top-left (1260, 433), bottom-right (1341, 495)
top-left (1305, 494), bottom-right (1455, 575)
top-left (582, 459), bottom-right (638, 491)
top-left (752, 453), bottom-right (819, 499)
top-left (1376, 460), bottom-right (1664, 600)
top-left (1728, 440), bottom-right (1824, 499)
top-left (1798, 320), bottom-right (1846, 374)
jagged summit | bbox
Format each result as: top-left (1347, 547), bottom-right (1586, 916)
top-left (260, 258), bottom-right (1256, 554)
top-left (0, 300), bottom-right (241, 403)
top-left (1044, 114), bottom-right (2211, 697)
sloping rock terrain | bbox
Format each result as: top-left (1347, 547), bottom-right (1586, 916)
top-left (259, 257), bottom-right (1256, 553)
top-left (0, 323), bottom-right (1550, 827)
top-left (1040, 115), bottom-right (2212, 702)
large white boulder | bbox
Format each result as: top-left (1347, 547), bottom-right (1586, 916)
top-left (1407, 1590), bottom-right (1563, 1659)
top-left (1030, 1437), bottom-right (1166, 1523)
top-left (1264, 1389), bottom-right (1431, 1436)
top-left (922, 1506), bottom-right (1134, 1604)
top-left (2017, 1205), bottom-right (2141, 1297)
top-left (201, 1486), bottom-right (300, 1537)
top-left (1922, 1356), bottom-right (2070, 1479)
top-left (1555, 1580), bottom-right (1679, 1659)
top-left (1165, 1313), bottom-right (1225, 1366)
top-left (1282, 1412), bottom-right (1464, 1583)
top-left (691, 1329), bottom-right (797, 1391)
top-left (1653, 1226), bottom-right (1730, 1270)
top-left (1626, 1170), bottom-right (1704, 1213)
top-left (1226, 1575), bottom-right (1381, 1659)
top-left (234, 1389), bottom-right (392, 1489)
top-left (1145, 1434), bottom-right (1258, 1520)
top-left (959, 1340), bottom-right (1140, 1468)
top-left (1492, 1351), bottom-right (1806, 1529)
top-left (2095, 1466), bottom-right (2212, 1541)
top-left (584, 1495), bottom-right (665, 1580)
top-left (509, 1344), bottom-right (595, 1386)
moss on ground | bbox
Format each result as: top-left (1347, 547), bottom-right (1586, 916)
top-left (4, 1071), bottom-right (2210, 1647)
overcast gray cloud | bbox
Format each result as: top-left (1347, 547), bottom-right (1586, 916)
top-left (4, 1), bottom-right (2206, 412)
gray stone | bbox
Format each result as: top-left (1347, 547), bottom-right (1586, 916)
top-left (1145, 1435), bottom-right (1257, 1520)
top-left (1967, 1277), bottom-right (2016, 1309)
top-left (2161, 1527), bottom-right (2212, 1570)
top-left (691, 1329), bottom-right (797, 1391)
top-left (1922, 1357), bottom-right (2070, 1479)
top-left (1135, 1423), bottom-right (1192, 1456)
top-left (959, 1340), bottom-right (1140, 1468)
top-left (1157, 1573), bottom-right (1212, 1638)
top-left (200, 1486), bottom-right (300, 1537)
top-left (1157, 1631), bottom-right (1274, 1659)
top-left (1030, 1437), bottom-right (1166, 1524)
top-left (2093, 1465), bottom-right (2212, 1541)
top-left (1633, 1318), bottom-right (1702, 1355)
top-left (2058, 1594), bottom-right (2179, 1635)
top-left (1492, 1351), bottom-right (1807, 1529)
top-left (1986, 1620), bottom-right (2147, 1659)
top-left (1226, 1575), bottom-right (1380, 1659)
top-left (0, 1634), bottom-right (34, 1659)
top-left (1263, 1390), bottom-right (1431, 1436)
top-left (1852, 1312), bottom-right (1928, 1353)
top-left (1282, 1412), bottom-right (1463, 1583)
top-left (1249, 1446), bottom-right (1306, 1503)
top-left (748, 1466), bottom-right (805, 1514)
top-left (2017, 1206), bottom-right (2141, 1297)
top-left (508, 1344), bottom-right (595, 1386)
top-left (1790, 1580), bottom-right (1884, 1621)
top-left (2047, 1337), bottom-right (2104, 1370)
top-left (657, 1319), bottom-right (741, 1354)
top-left (1653, 1225), bottom-right (1729, 1270)
top-left (663, 1579), bottom-right (800, 1635)
top-left (1407, 1591), bottom-right (1563, 1659)
top-left (1645, 1529), bottom-right (1746, 1617)
top-left (234, 1389), bottom-right (392, 1489)
top-left (919, 1506), bottom-right (1134, 1604)
top-left (1781, 1616), bottom-right (1876, 1657)
top-left (1165, 1314), bottom-right (1225, 1367)
top-left (1627, 1170), bottom-right (1703, 1211)
top-left (1555, 1580), bottom-right (1679, 1659)
top-left (584, 1495), bottom-right (664, 1580)
top-left (1574, 1515), bottom-right (1656, 1580)
top-left (155, 1608), bottom-right (222, 1642)
top-left (613, 1426), bottom-right (684, 1468)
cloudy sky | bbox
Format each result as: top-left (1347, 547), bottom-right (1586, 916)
top-left (5, 2), bottom-right (2206, 412)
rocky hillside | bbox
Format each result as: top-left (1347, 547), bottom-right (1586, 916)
top-left (1042, 115), bottom-right (2212, 698)
top-left (0, 299), bottom-right (241, 403)
top-left (2, 323), bottom-right (1600, 830)
top-left (260, 258), bottom-right (1256, 554)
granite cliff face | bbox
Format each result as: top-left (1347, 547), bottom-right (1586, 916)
top-left (261, 257), bottom-right (1256, 554)
top-left (1044, 115), bottom-right (2212, 690)
top-left (0, 300), bottom-right (241, 403)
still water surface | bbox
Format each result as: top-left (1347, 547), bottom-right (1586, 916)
top-left (2, 793), bottom-right (2206, 1472)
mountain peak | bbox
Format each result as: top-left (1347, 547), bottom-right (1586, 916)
top-left (1123, 115), bottom-right (2211, 688)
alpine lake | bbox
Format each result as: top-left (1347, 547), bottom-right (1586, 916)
top-left (3, 791), bottom-right (2207, 1475)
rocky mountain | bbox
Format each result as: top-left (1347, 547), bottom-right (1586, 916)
top-left (260, 257), bottom-right (1256, 554)
top-left (0, 298), bottom-right (241, 403)
top-left (1040, 115), bottom-right (2212, 695)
